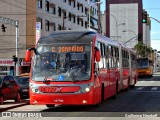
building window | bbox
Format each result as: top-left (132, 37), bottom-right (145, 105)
top-left (52, 6), bottom-right (56, 14)
top-left (45, 1), bottom-right (49, 12)
top-left (93, 8), bottom-right (94, 15)
top-left (68, 0), bottom-right (71, 5)
top-left (52, 23), bottom-right (56, 31)
top-left (85, 21), bottom-right (88, 28)
top-left (45, 20), bottom-right (49, 31)
top-left (77, 16), bottom-right (79, 25)
top-left (58, 24), bottom-right (62, 30)
top-left (77, 2), bottom-right (79, 10)
top-left (69, 12), bottom-right (71, 21)
top-left (85, 7), bottom-right (88, 15)
top-left (63, 11), bottom-right (66, 18)
top-left (81, 20), bottom-right (83, 27)
top-left (58, 7), bottom-right (61, 17)
top-left (81, 6), bottom-right (83, 13)
top-left (37, 0), bottom-right (42, 9)
top-left (73, 16), bottom-right (76, 23)
top-left (73, 1), bottom-right (76, 8)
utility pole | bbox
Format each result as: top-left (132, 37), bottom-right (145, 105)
top-left (15, 21), bottom-right (19, 76)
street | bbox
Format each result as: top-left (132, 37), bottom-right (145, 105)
top-left (0, 73), bottom-right (160, 119)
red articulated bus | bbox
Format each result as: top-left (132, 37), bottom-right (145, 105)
top-left (25, 30), bottom-right (138, 108)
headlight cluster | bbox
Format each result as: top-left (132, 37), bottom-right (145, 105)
top-left (85, 87), bottom-right (90, 92)
top-left (31, 88), bottom-right (40, 93)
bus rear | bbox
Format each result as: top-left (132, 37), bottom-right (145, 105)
top-left (25, 31), bottom-right (102, 107)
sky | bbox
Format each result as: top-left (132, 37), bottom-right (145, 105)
top-left (100, 0), bottom-right (160, 51)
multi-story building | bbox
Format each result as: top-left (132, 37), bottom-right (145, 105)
top-left (105, 0), bottom-right (143, 48)
top-left (0, 0), bottom-right (36, 75)
top-left (36, 0), bottom-right (99, 37)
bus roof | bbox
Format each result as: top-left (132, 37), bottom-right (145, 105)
top-left (38, 30), bottom-right (96, 45)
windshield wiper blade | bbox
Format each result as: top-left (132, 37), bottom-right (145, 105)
top-left (43, 72), bottom-right (52, 82)
top-left (70, 69), bottom-right (82, 82)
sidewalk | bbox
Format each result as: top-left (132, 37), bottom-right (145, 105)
top-left (0, 99), bottom-right (29, 112)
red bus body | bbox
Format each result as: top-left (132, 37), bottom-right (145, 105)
top-left (26, 31), bottom-right (137, 106)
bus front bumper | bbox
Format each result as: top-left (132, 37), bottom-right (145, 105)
top-left (30, 92), bottom-right (94, 105)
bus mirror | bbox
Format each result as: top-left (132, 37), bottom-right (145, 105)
top-left (96, 50), bottom-right (100, 62)
top-left (25, 50), bottom-right (31, 62)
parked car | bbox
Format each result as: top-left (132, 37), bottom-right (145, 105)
top-left (0, 75), bottom-right (21, 104)
top-left (14, 75), bottom-right (29, 99)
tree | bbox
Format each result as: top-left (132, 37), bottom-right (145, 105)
top-left (134, 42), bottom-right (153, 58)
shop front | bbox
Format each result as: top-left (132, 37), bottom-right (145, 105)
top-left (0, 59), bottom-right (30, 76)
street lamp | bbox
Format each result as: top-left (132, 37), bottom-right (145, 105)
top-left (123, 35), bottom-right (138, 45)
top-left (88, 2), bottom-right (103, 29)
top-left (123, 30), bottom-right (136, 36)
top-left (106, 13), bottom-right (125, 40)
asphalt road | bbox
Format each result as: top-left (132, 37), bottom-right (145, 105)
top-left (1, 73), bottom-right (160, 120)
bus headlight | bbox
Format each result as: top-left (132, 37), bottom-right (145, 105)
top-left (31, 88), bottom-right (39, 93)
top-left (85, 87), bottom-right (90, 92)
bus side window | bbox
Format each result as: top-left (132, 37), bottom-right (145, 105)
top-left (96, 41), bottom-right (104, 69)
top-left (105, 45), bottom-right (109, 69)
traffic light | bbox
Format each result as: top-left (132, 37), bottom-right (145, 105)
top-left (1, 24), bottom-right (6, 32)
top-left (138, 33), bottom-right (142, 41)
top-left (12, 55), bottom-right (18, 62)
top-left (142, 11), bottom-right (147, 23)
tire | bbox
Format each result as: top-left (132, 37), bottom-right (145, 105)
top-left (101, 83), bottom-right (104, 103)
top-left (46, 104), bottom-right (55, 108)
top-left (0, 95), bottom-right (4, 105)
top-left (15, 93), bottom-right (21, 102)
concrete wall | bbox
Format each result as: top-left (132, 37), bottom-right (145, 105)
top-left (0, 0), bottom-right (36, 59)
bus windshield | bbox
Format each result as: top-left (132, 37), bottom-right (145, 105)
top-left (32, 44), bottom-right (92, 82)
top-left (137, 58), bottom-right (150, 68)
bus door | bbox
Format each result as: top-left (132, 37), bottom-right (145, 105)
top-left (108, 45), bottom-right (117, 97)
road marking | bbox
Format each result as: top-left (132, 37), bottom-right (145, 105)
top-left (151, 87), bottom-right (158, 90)
top-left (136, 87), bottom-right (144, 90)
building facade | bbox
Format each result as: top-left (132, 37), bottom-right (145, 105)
top-left (105, 0), bottom-right (143, 48)
top-left (0, 0), bottom-right (36, 75)
top-left (36, 0), bottom-right (99, 37)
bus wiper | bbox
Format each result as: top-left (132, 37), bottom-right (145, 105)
top-left (43, 73), bottom-right (52, 82)
top-left (70, 72), bottom-right (76, 82)
top-left (70, 68), bottom-right (81, 82)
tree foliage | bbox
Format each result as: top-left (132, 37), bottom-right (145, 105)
top-left (134, 42), bottom-right (153, 58)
